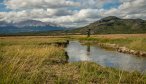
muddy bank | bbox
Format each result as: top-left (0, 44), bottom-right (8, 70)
top-left (97, 43), bottom-right (146, 57)
top-left (39, 40), bottom-right (69, 47)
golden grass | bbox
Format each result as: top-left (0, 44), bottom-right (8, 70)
top-left (72, 34), bottom-right (146, 52)
top-left (0, 45), bottom-right (66, 84)
top-left (69, 34), bottom-right (146, 39)
top-left (0, 36), bottom-right (146, 84)
top-left (94, 34), bottom-right (146, 39)
top-left (0, 37), bottom-right (67, 84)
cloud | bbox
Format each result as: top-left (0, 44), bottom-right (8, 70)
top-left (0, 8), bottom-right (76, 22)
top-left (5, 0), bottom-right (80, 10)
top-left (38, 9), bottom-right (101, 27)
top-left (103, 0), bottom-right (146, 19)
top-left (0, 0), bottom-right (146, 27)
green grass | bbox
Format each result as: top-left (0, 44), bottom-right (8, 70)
top-left (77, 36), bottom-right (146, 52)
top-left (0, 36), bottom-right (146, 84)
top-left (0, 37), bottom-right (67, 84)
top-left (68, 62), bottom-right (146, 84)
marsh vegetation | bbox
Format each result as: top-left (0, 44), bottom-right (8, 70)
top-left (0, 35), bottom-right (146, 84)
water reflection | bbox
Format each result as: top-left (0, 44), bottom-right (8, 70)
top-left (66, 41), bottom-right (146, 73)
top-left (87, 45), bottom-right (91, 56)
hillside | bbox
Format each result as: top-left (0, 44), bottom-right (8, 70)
top-left (1, 16), bottom-right (146, 36)
top-left (71, 16), bottom-right (146, 34)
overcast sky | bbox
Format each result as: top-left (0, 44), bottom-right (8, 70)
top-left (0, 0), bottom-right (146, 27)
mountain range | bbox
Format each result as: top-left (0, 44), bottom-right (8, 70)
top-left (0, 20), bottom-right (65, 34)
top-left (71, 16), bottom-right (146, 34)
top-left (1, 16), bottom-right (146, 35)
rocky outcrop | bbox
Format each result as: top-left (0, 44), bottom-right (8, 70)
top-left (97, 43), bottom-right (146, 57)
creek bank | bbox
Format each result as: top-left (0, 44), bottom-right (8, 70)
top-left (97, 43), bottom-right (146, 57)
top-left (39, 40), bottom-right (69, 47)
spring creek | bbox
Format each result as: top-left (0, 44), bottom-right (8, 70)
top-left (65, 41), bottom-right (146, 73)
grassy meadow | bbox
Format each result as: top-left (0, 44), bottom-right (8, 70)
top-left (73, 34), bottom-right (146, 52)
top-left (0, 35), bottom-right (146, 84)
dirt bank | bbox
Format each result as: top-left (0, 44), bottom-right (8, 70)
top-left (98, 43), bottom-right (146, 57)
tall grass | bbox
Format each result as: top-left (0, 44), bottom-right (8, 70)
top-left (61, 62), bottom-right (146, 84)
top-left (0, 36), bottom-right (146, 84)
top-left (0, 45), bottom-right (66, 84)
top-left (128, 38), bottom-right (146, 51)
top-left (0, 37), bottom-right (67, 84)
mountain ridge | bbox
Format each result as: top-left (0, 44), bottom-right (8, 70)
top-left (71, 16), bottom-right (146, 34)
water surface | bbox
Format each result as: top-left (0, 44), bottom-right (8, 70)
top-left (66, 41), bottom-right (146, 73)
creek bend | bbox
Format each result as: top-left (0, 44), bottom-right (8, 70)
top-left (66, 41), bottom-right (146, 73)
